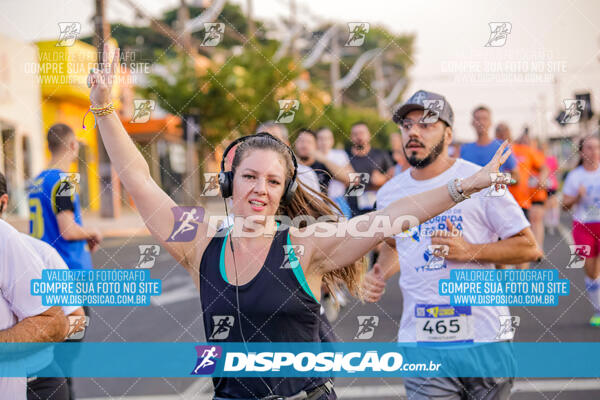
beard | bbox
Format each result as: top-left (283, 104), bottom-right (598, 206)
top-left (404, 135), bottom-right (445, 169)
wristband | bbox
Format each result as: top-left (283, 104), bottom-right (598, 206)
top-left (82, 103), bottom-right (114, 129)
top-left (447, 178), bottom-right (470, 203)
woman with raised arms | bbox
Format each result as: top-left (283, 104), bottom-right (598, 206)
top-left (87, 46), bottom-right (512, 400)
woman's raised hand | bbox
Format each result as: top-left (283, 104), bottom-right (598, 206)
top-left (463, 140), bottom-right (514, 195)
top-left (87, 44), bottom-right (120, 107)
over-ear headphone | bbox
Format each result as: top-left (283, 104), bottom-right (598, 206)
top-left (218, 132), bottom-right (298, 204)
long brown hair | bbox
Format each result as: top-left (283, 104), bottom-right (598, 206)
top-left (231, 134), bottom-right (367, 304)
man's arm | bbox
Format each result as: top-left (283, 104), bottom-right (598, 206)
top-left (56, 211), bottom-right (100, 241)
top-left (377, 238), bottom-right (401, 280)
top-left (431, 222), bottom-right (542, 265)
top-left (0, 306), bottom-right (67, 342)
top-left (362, 238), bottom-right (399, 302)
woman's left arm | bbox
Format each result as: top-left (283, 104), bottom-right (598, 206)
top-left (300, 142), bottom-right (513, 273)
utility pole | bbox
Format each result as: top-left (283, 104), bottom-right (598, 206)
top-left (289, 0), bottom-right (299, 59)
top-left (94, 0), bottom-right (120, 218)
top-left (247, 0), bottom-right (256, 38)
top-left (330, 31), bottom-right (341, 106)
top-left (178, 1), bottom-right (199, 203)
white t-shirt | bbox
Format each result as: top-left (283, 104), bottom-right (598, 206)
top-left (20, 234), bottom-right (82, 315)
top-left (376, 159), bottom-right (530, 343)
top-left (0, 220), bottom-right (50, 400)
top-left (563, 165), bottom-right (600, 223)
top-left (325, 149), bottom-right (350, 198)
top-left (297, 164), bottom-right (320, 193)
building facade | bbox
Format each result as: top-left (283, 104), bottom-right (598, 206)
top-left (0, 33), bottom-right (44, 217)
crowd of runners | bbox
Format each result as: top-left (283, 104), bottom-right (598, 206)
top-left (0, 44), bottom-right (599, 400)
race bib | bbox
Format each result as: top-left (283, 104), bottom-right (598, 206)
top-left (357, 190), bottom-right (377, 210)
top-left (415, 304), bottom-right (474, 344)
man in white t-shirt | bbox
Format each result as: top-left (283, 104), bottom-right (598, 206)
top-left (0, 219), bottom-right (67, 400)
top-left (1, 172), bottom-right (85, 399)
top-left (365, 90), bottom-right (542, 400)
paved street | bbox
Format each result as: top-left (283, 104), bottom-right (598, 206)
top-left (74, 216), bottom-right (600, 400)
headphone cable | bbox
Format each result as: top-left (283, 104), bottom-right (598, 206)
top-left (223, 199), bottom-right (275, 397)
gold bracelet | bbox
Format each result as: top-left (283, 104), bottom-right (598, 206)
top-left (83, 103), bottom-right (115, 129)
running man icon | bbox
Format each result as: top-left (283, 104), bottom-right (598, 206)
top-left (354, 315), bottom-right (379, 339)
top-left (191, 345), bottom-right (222, 375)
top-left (167, 207), bottom-right (205, 242)
top-left (345, 173), bottom-right (369, 197)
top-left (136, 245), bottom-right (160, 268)
top-left (209, 316), bottom-right (234, 340)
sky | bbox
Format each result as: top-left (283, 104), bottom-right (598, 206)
top-left (1, 0), bottom-right (599, 141)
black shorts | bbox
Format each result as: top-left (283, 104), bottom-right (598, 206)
top-left (547, 189), bottom-right (557, 197)
top-left (521, 208), bottom-right (529, 220)
top-left (531, 200), bottom-right (545, 206)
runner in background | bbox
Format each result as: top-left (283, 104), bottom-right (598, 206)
top-left (523, 132), bottom-right (549, 249)
top-left (316, 127), bottom-right (354, 218)
top-left (461, 106), bottom-right (519, 180)
top-left (562, 135), bottom-right (600, 326)
top-left (27, 123), bottom-right (102, 268)
top-left (345, 122), bottom-right (395, 217)
top-left (495, 123), bottom-right (547, 227)
top-left (542, 141), bottom-right (560, 235)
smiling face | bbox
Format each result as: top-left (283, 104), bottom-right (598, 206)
top-left (231, 148), bottom-right (288, 217)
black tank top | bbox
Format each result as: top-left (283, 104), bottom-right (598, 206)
top-left (199, 226), bottom-right (336, 399)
